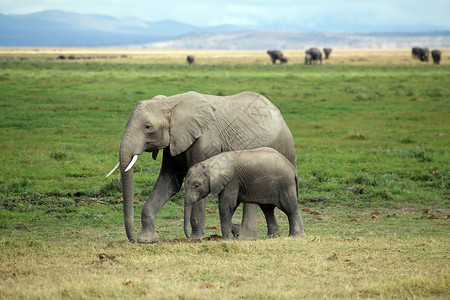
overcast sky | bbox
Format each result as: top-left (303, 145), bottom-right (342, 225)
top-left (1, 0), bottom-right (449, 32)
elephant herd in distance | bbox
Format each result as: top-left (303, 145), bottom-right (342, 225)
top-left (412, 47), bottom-right (442, 64)
top-left (52, 48), bottom-right (442, 66)
top-left (186, 48), bottom-right (444, 66)
top-left (186, 48), bottom-right (332, 66)
top-left (266, 48), bottom-right (331, 65)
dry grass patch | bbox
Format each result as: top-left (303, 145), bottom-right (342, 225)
top-left (1, 235), bottom-right (448, 299)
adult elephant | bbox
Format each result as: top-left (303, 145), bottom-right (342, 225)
top-left (186, 55), bottom-right (195, 65)
top-left (418, 48), bottom-right (429, 62)
top-left (412, 47), bottom-right (421, 59)
top-left (267, 50), bottom-right (285, 64)
top-left (431, 49), bottom-right (441, 64)
top-left (323, 48), bottom-right (332, 59)
top-left (106, 91), bottom-right (296, 243)
top-left (305, 48), bottom-right (322, 64)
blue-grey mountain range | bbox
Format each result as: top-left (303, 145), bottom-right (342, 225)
top-left (0, 10), bottom-right (245, 47)
top-left (1, 10), bottom-right (449, 49)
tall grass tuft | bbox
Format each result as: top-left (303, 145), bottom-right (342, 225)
top-left (397, 146), bottom-right (434, 162)
top-left (99, 177), bottom-right (122, 196)
top-left (400, 137), bottom-right (415, 144)
top-left (346, 131), bottom-right (367, 140)
top-left (50, 151), bottom-right (68, 161)
top-left (0, 178), bottom-right (34, 199)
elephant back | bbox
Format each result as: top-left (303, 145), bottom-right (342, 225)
top-left (203, 92), bottom-right (296, 167)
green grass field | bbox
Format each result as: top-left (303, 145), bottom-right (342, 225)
top-left (0, 49), bottom-right (449, 299)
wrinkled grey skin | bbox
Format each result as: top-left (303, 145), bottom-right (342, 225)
top-left (323, 48), bottom-right (332, 59)
top-left (184, 147), bottom-right (305, 240)
top-left (113, 91), bottom-right (296, 243)
top-left (267, 50), bottom-right (286, 64)
top-left (186, 55), bottom-right (195, 65)
top-left (305, 48), bottom-right (322, 64)
top-left (431, 49), bottom-right (441, 64)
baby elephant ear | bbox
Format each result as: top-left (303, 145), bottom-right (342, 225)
top-left (169, 92), bottom-right (216, 156)
top-left (209, 154), bottom-right (235, 196)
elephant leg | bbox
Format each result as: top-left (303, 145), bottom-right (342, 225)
top-left (259, 204), bottom-right (280, 238)
top-left (218, 195), bottom-right (237, 241)
top-left (218, 205), bottom-right (233, 240)
top-left (286, 211), bottom-right (305, 237)
top-left (238, 203), bottom-right (259, 240)
top-left (139, 155), bottom-right (185, 243)
top-left (230, 201), bottom-right (242, 238)
top-left (277, 198), bottom-right (305, 238)
top-left (216, 184), bottom-right (239, 240)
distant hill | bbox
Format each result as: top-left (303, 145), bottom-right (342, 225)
top-left (1, 10), bottom-right (449, 49)
top-left (139, 31), bottom-right (450, 50)
top-left (0, 10), bottom-right (246, 47)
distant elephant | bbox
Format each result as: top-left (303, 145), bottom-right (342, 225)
top-left (57, 55), bottom-right (66, 60)
top-left (267, 50), bottom-right (285, 64)
top-left (323, 48), bottom-right (332, 59)
top-left (412, 47), bottom-right (421, 59)
top-left (419, 48), bottom-right (430, 62)
top-left (431, 49), bottom-right (441, 64)
top-left (106, 91), bottom-right (297, 243)
top-left (279, 57), bottom-right (288, 64)
top-left (187, 55), bottom-right (195, 65)
top-left (305, 48), bottom-right (322, 64)
top-left (184, 147), bottom-right (305, 240)
top-left (413, 47), bottom-right (429, 62)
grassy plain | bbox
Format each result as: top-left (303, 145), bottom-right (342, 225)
top-left (0, 48), bottom-right (449, 299)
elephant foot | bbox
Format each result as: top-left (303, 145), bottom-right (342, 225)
top-left (190, 233), bottom-right (206, 240)
top-left (137, 232), bottom-right (160, 244)
top-left (189, 232), bottom-right (206, 240)
top-left (237, 227), bottom-right (258, 240)
top-left (189, 228), bottom-right (206, 240)
top-left (289, 231), bottom-right (306, 238)
top-left (267, 230), bottom-right (280, 239)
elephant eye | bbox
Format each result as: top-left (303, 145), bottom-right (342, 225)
top-left (145, 124), bottom-right (152, 130)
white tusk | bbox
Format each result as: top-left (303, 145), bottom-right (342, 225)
top-left (125, 155), bottom-right (138, 172)
top-left (106, 162), bottom-right (120, 177)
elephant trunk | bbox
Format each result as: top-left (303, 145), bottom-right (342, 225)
top-left (120, 164), bottom-right (135, 242)
top-left (184, 203), bottom-right (192, 238)
top-left (120, 143), bottom-right (139, 242)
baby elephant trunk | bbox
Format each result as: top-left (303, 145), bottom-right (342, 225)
top-left (184, 203), bottom-right (192, 238)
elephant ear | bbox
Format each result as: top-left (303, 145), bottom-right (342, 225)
top-left (209, 154), bottom-right (235, 196)
top-left (169, 92), bottom-right (216, 156)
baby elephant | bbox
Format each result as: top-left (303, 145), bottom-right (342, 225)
top-left (184, 147), bottom-right (305, 240)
